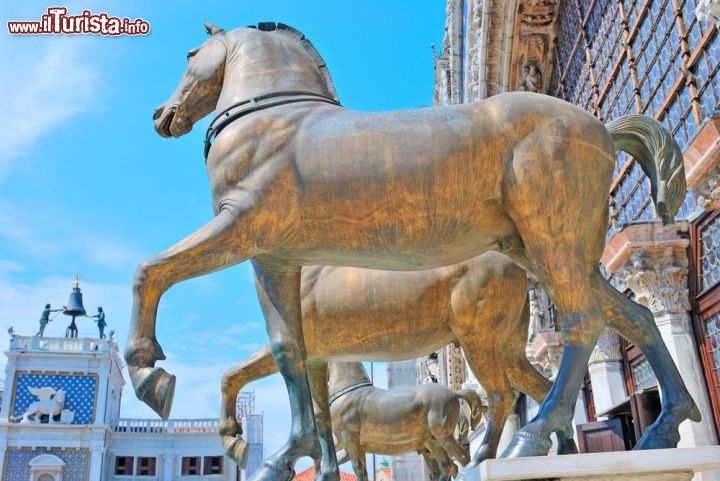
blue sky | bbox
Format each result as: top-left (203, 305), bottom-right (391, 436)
top-left (0, 0), bottom-right (445, 462)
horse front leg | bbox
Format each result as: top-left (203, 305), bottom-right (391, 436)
top-left (308, 363), bottom-right (340, 481)
top-left (249, 261), bottom-right (319, 481)
top-left (219, 344), bottom-right (278, 465)
top-left (125, 208), bottom-right (252, 419)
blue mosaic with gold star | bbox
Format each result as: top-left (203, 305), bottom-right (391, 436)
top-left (12, 373), bottom-right (97, 424)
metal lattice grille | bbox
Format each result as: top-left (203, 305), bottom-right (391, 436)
top-left (700, 215), bottom-right (720, 291)
top-left (551, 0), bottom-right (718, 231)
top-left (705, 311), bottom-right (720, 376)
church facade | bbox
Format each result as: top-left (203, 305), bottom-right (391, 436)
top-left (430, 0), bottom-right (720, 470)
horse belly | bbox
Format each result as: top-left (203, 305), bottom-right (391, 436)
top-left (291, 199), bottom-right (517, 270)
top-left (303, 267), bottom-right (458, 362)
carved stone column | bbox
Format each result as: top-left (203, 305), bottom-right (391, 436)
top-left (447, 345), bottom-right (467, 391)
top-left (612, 239), bottom-right (718, 448)
top-left (89, 443), bottom-right (105, 481)
top-left (588, 329), bottom-right (628, 416)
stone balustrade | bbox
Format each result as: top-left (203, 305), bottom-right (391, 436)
top-left (112, 418), bottom-right (219, 433)
top-left (9, 335), bottom-right (113, 354)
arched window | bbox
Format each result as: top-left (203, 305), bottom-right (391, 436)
top-left (28, 453), bottom-right (64, 481)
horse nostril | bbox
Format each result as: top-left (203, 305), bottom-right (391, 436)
top-left (153, 107), bottom-right (164, 121)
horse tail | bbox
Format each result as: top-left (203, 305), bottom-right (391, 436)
top-left (455, 389), bottom-right (483, 431)
top-left (606, 114), bottom-right (686, 226)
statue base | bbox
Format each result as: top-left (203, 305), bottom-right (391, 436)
top-left (460, 447), bottom-right (720, 481)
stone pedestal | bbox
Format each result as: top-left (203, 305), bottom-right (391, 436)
top-left (459, 446), bottom-right (720, 480)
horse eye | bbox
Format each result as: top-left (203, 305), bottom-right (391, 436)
top-left (186, 49), bottom-right (198, 60)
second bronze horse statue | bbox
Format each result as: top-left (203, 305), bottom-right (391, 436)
top-left (218, 252), bottom-right (577, 478)
top-left (129, 21), bottom-right (696, 481)
top-left (328, 361), bottom-right (482, 481)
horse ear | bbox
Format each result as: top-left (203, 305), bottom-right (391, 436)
top-left (204, 21), bottom-right (224, 36)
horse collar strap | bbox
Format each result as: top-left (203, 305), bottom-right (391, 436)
top-left (204, 91), bottom-right (341, 159)
top-left (328, 380), bottom-right (373, 406)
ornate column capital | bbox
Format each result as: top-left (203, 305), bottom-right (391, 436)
top-left (615, 248), bottom-right (691, 315)
top-left (695, 169), bottom-right (720, 212)
top-left (589, 329), bottom-right (623, 365)
top-left (526, 331), bottom-right (563, 380)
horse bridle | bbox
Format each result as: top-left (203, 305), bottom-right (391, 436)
top-left (328, 380), bottom-right (373, 406)
top-left (204, 90), bottom-right (341, 159)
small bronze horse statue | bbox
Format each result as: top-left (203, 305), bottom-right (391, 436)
top-left (131, 21), bottom-right (696, 481)
top-left (328, 361), bottom-right (481, 481)
top-left (219, 252), bottom-right (576, 477)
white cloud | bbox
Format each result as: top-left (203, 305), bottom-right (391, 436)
top-left (0, 0), bottom-right (121, 182)
top-left (0, 39), bottom-right (101, 180)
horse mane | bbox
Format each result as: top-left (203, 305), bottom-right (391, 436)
top-left (248, 22), bottom-right (339, 103)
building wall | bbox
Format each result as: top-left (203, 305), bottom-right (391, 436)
top-left (434, 0), bottom-right (720, 462)
top-left (4, 447), bottom-right (90, 481)
top-left (0, 335), bottom-right (241, 481)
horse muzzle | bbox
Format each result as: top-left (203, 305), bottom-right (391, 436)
top-left (153, 104), bottom-right (192, 138)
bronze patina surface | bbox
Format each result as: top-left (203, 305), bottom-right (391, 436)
top-left (218, 252), bottom-right (576, 477)
top-left (129, 21), bottom-right (696, 481)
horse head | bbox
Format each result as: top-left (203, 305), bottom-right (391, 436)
top-left (153, 21), bottom-right (227, 138)
top-left (328, 362), bottom-right (372, 398)
top-left (54, 389), bottom-right (66, 403)
top-left (154, 22), bottom-right (338, 140)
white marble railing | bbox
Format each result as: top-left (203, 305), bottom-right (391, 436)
top-left (113, 418), bottom-right (219, 433)
top-left (10, 334), bottom-right (113, 353)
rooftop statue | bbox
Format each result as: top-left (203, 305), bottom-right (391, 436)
top-left (128, 21), bottom-right (696, 481)
top-left (36, 304), bottom-right (61, 337)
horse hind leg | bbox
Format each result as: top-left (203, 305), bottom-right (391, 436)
top-left (448, 253), bottom-right (527, 465)
top-left (504, 297), bottom-right (579, 455)
top-left (426, 399), bottom-right (470, 466)
top-left (599, 278), bottom-right (700, 448)
top-left (339, 431), bottom-right (368, 481)
top-left (421, 449), bottom-right (442, 481)
top-left (423, 438), bottom-right (456, 481)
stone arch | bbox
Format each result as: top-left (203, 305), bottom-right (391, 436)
top-left (28, 453), bottom-right (65, 481)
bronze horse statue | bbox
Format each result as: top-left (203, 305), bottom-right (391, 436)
top-left (218, 252), bottom-right (577, 477)
top-left (129, 21), bottom-right (696, 481)
top-left (327, 361), bottom-right (481, 481)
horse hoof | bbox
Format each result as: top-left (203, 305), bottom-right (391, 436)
top-left (222, 435), bottom-right (249, 467)
top-left (499, 430), bottom-right (552, 458)
top-left (246, 460), bottom-right (295, 481)
top-left (556, 435), bottom-right (579, 455)
top-left (469, 445), bottom-right (494, 467)
top-left (315, 471), bottom-right (340, 481)
top-left (129, 366), bottom-right (176, 420)
top-left (690, 404), bottom-right (702, 423)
